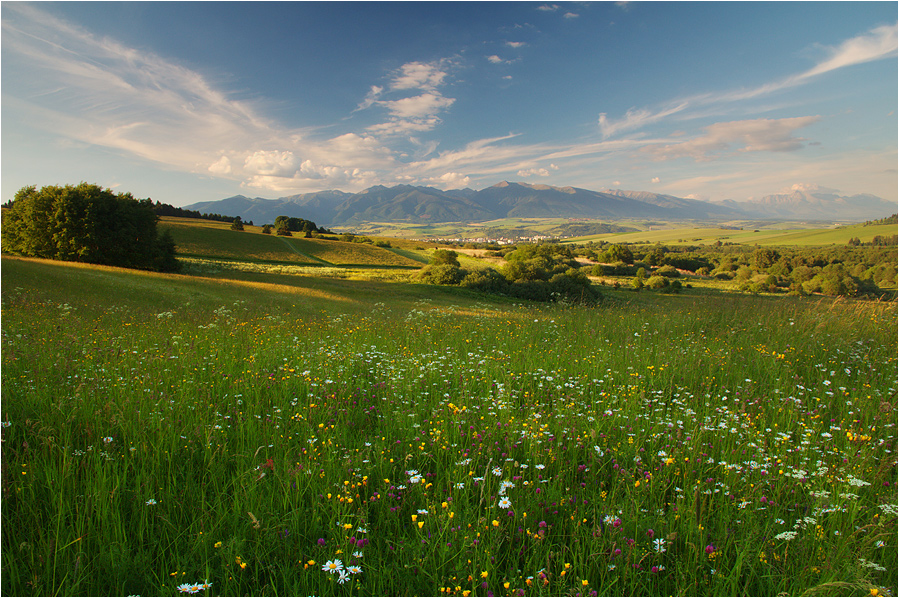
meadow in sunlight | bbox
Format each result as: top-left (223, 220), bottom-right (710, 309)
top-left (1, 257), bottom-right (896, 597)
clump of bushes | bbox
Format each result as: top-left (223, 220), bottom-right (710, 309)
top-left (417, 246), bottom-right (600, 303)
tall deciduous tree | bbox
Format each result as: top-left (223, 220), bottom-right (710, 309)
top-left (2, 183), bottom-right (180, 272)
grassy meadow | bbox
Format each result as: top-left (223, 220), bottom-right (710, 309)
top-left (1, 252), bottom-right (897, 597)
top-left (566, 223), bottom-right (899, 247)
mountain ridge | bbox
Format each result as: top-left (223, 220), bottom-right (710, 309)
top-left (183, 182), bottom-right (894, 227)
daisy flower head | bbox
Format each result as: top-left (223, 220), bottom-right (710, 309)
top-left (653, 538), bottom-right (667, 553)
top-left (322, 559), bottom-right (344, 574)
top-left (337, 571), bottom-right (350, 584)
top-left (498, 497), bottom-right (512, 509)
top-left (492, 467), bottom-right (503, 476)
top-left (347, 565), bottom-right (363, 575)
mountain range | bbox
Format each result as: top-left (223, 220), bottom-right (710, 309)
top-left (183, 181), bottom-right (895, 227)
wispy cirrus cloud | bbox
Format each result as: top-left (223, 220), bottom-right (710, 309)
top-left (641, 116), bottom-right (821, 162)
top-left (598, 23), bottom-right (898, 139)
top-left (0, 4), bottom-right (411, 193)
top-left (599, 103), bottom-right (690, 139)
top-left (799, 23), bottom-right (897, 80)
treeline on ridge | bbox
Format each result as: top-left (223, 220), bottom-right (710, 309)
top-left (151, 201), bottom-right (251, 226)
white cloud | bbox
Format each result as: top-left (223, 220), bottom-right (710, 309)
top-left (518, 167), bottom-right (551, 177)
top-left (651, 177), bottom-right (660, 183)
top-left (208, 155), bottom-right (232, 174)
top-left (364, 92), bottom-right (455, 137)
top-left (359, 60), bottom-right (458, 138)
top-left (390, 61), bottom-right (449, 91)
top-left (366, 118), bottom-right (444, 136)
top-left (354, 85), bottom-right (383, 112)
top-left (244, 150), bottom-right (297, 176)
top-left (642, 116), bottom-right (821, 161)
top-left (487, 55), bottom-right (505, 64)
top-left (799, 23), bottom-right (897, 80)
top-left (516, 163), bottom-right (559, 177)
top-left (427, 172), bottom-right (471, 189)
top-left (379, 93), bottom-right (455, 120)
top-left (506, 41), bottom-right (526, 49)
top-left (563, 12), bottom-right (580, 19)
top-left (537, 4), bottom-right (559, 11)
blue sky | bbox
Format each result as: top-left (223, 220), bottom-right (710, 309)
top-left (2, 1), bottom-right (896, 207)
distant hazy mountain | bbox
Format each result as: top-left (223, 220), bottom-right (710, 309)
top-left (601, 189), bottom-right (740, 219)
top-left (329, 184), bottom-right (496, 224)
top-left (183, 181), bottom-right (893, 227)
top-left (715, 184), bottom-right (896, 220)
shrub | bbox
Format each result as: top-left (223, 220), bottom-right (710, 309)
top-left (645, 275), bottom-right (669, 289)
top-left (430, 249), bottom-right (461, 267)
top-left (461, 268), bottom-right (509, 294)
top-left (417, 264), bottom-right (465, 285)
top-left (655, 265), bottom-right (680, 278)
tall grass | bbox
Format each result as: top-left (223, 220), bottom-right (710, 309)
top-left (2, 257), bottom-right (896, 596)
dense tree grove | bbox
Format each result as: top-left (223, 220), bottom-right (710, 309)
top-left (2, 183), bottom-right (179, 272)
top-left (582, 238), bottom-right (897, 298)
top-left (273, 216), bottom-right (331, 235)
top-left (417, 245), bottom-right (599, 303)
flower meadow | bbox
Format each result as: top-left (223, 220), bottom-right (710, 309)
top-left (1, 264), bottom-right (897, 597)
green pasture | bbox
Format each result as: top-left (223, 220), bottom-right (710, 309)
top-left (1, 255), bottom-right (897, 597)
top-left (567, 223), bottom-right (898, 246)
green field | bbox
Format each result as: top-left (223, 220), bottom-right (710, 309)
top-left (160, 217), bottom-right (428, 267)
top-left (566, 223), bottom-right (899, 246)
top-left (341, 216), bottom-right (898, 247)
top-left (2, 245), bottom-right (897, 597)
